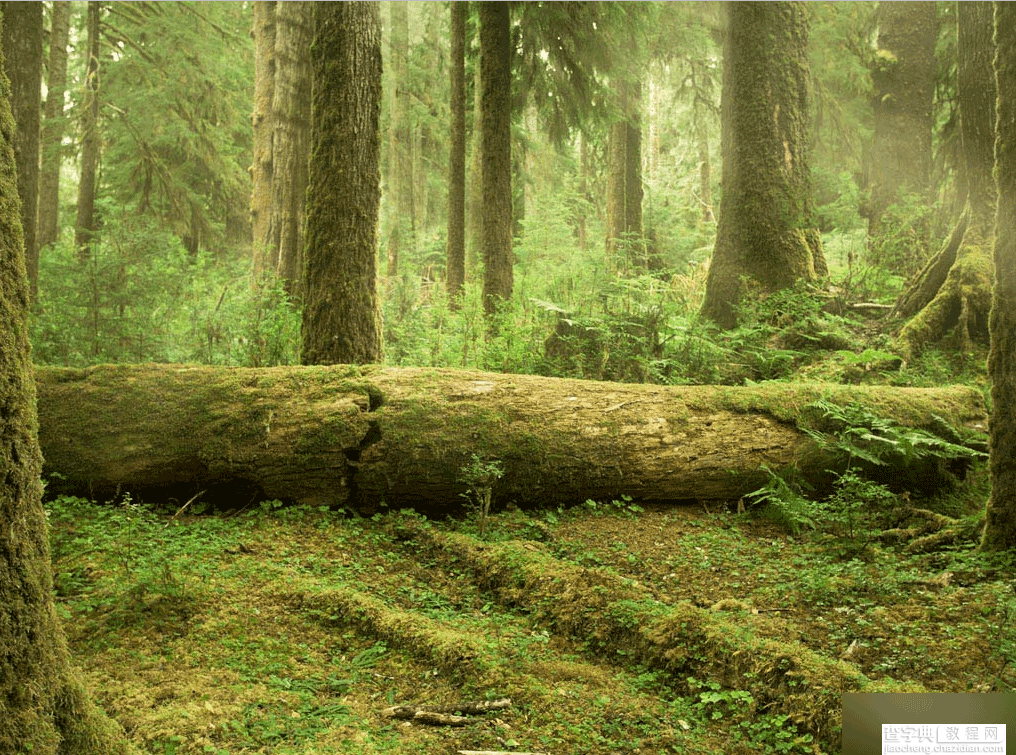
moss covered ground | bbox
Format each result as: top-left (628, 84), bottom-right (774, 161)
top-left (47, 478), bottom-right (1014, 755)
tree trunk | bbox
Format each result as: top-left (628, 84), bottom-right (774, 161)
top-left (300, 1), bottom-right (383, 365)
top-left (34, 364), bottom-right (986, 515)
top-left (467, 48), bottom-right (483, 277)
top-left (863, 2), bottom-right (938, 249)
top-left (893, 2), bottom-right (995, 361)
top-left (74, 0), bottom-right (101, 263)
top-left (446, 1), bottom-right (467, 304)
top-left (37, 0), bottom-right (71, 252)
top-left (250, 0), bottom-right (277, 276)
top-left (605, 76), bottom-right (646, 272)
top-left (267, 0), bottom-right (312, 294)
top-left (251, 1), bottom-right (312, 295)
top-left (479, 1), bottom-right (513, 316)
top-left (0, 15), bottom-right (130, 749)
top-left (981, 1), bottom-right (1016, 551)
top-left (385, 0), bottom-right (412, 280)
top-left (1, 1), bottom-right (42, 302)
top-left (700, 2), bottom-right (824, 329)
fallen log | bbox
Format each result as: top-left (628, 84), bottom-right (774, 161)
top-left (34, 364), bottom-right (986, 513)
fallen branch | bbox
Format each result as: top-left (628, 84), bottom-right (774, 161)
top-left (382, 698), bottom-right (512, 726)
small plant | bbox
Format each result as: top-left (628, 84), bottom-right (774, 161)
top-left (459, 454), bottom-right (505, 537)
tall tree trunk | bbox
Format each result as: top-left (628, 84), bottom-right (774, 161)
top-left (863, 2), bottom-right (938, 252)
top-left (74, 1), bottom-right (101, 263)
top-left (700, 2), bottom-right (823, 329)
top-left (981, 1), bottom-right (1016, 551)
top-left (37, 0), bottom-right (70, 252)
top-left (385, 0), bottom-right (412, 280)
top-left (467, 48), bottom-right (483, 277)
top-left (577, 130), bottom-right (589, 253)
top-left (301, 1), bottom-right (383, 366)
top-left (1, 1), bottom-right (42, 302)
top-left (251, 1), bottom-right (277, 277)
top-left (605, 76), bottom-right (645, 272)
top-left (446, 0), bottom-right (467, 304)
top-left (893, 2), bottom-right (995, 360)
top-left (267, 0), bottom-right (312, 293)
top-left (478, 1), bottom-right (512, 316)
top-left (251, 1), bottom-right (312, 295)
top-left (0, 12), bottom-right (130, 749)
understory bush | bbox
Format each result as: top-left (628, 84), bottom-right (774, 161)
top-left (32, 219), bottom-right (300, 367)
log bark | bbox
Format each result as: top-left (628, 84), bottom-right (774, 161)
top-left (34, 365), bottom-right (986, 512)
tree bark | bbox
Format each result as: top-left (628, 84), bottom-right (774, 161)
top-left (893, 2), bottom-right (995, 361)
top-left (251, 1), bottom-right (312, 295)
top-left (446, 1), bottom-right (467, 304)
top-left (863, 2), bottom-right (937, 246)
top-left (74, 0), bottom-right (102, 262)
top-left (1, 1), bottom-right (42, 301)
top-left (250, 0), bottom-right (277, 275)
top-left (267, 0), bottom-right (313, 293)
top-left (700, 2), bottom-right (824, 329)
top-left (34, 364), bottom-right (986, 515)
top-left (479, 1), bottom-right (513, 316)
top-left (981, 1), bottom-right (1016, 551)
top-left (385, 0), bottom-right (412, 280)
top-left (37, 0), bottom-right (71, 252)
top-left (300, 1), bottom-right (383, 366)
top-left (605, 75), bottom-right (646, 272)
top-left (0, 11), bottom-right (130, 748)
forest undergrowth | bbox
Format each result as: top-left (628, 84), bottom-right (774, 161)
top-left (47, 464), bottom-right (1014, 755)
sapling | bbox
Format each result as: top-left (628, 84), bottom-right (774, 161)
top-left (459, 454), bottom-right (504, 537)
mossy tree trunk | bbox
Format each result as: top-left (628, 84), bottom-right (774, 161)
top-left (0, 13), bottom-right (132, 751)
top-left (446, 1), bottom-right (467, 305)
top-left (1, 0), bottom-right (42, 302)
top-left (981, 1), bottom-right (1016, 551)
top-left (893, 2), bottom-right (995, 361)
top-left (478, 1), bottom-right (513, 317)
top-left (700, 2), bottom-right (825, 329)
top-left (37, 0), bottom-right (71, 252)
top-left (300, 1), bottom-right (383, 365)
top-left (34, 364), bottom-right (985, 516)
top-left (862, 2), bottom-right (938, 248)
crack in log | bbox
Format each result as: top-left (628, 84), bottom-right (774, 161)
top-left (343, 388), bottom-right (385, 512)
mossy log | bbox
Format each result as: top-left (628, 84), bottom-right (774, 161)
top-left (34, 364), bottom-right (986, 513)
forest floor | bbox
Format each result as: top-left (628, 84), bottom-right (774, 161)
top-left (48, 481), bottom-right (1014, 755)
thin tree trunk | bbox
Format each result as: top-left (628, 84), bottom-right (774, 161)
top-left (251, 0), bottom-right (277, 278)
top-left (267, 0), bottom-right (312, 294)
top-left (74, 1), bottom-right (102, 263)
top-left (479, 1), bottom-right (512, 316)
top-left (446, 1), bottom-right (467, 304)
top-left (467, 48), bottom-right (483, 277)
top-left (0, 12), bottom-right (130, 746)
top-left (301, 1), bottom-right (383, 366)
top-left (981, 1), bottom-right (1016, 551)
top-left (37, 0), bottom-right (70, 252)
top-left (2, 1), bottom-right (43, 300)
top-left (385, 0), bottom-right (411, 280)
top-left (606, 76), bottom-right (645, 271)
